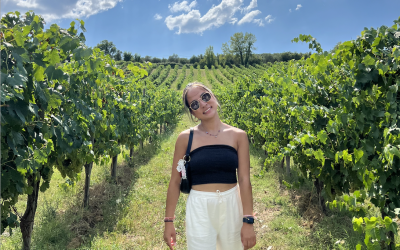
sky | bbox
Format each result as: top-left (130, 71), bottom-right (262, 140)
top-left (1, 0), bottom-right (400, 59)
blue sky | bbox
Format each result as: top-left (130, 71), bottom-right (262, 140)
top-left (2, 0), bottom-right (400, 59)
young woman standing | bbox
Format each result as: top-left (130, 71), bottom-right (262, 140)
top-left (163, 82), bottom-right (256, 250)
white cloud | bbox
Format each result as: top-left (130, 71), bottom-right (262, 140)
top-left (237, 10), bottom-right (261, 25)
top-left (242, 0), bottom-right (257, 13)
top-left (289, 9), bottom-right (292, 12)
top-left (265, 14), bottom-right (274, 23)
top-left (165, 0), bottom-right (243, 34)
top-left (252, 19), bottom-right (263, 26)
top-left (154, 13), bottom-right (163, 20)
top-left (1, 0), bottom-right (123, 22)
top-left (168, 1), bottom-right (197, 13)
top-left (230, 17), bottom-right (238, 25)
top-left (296, 4), bottom-right (302, 10)
top-left (16, 0), bottom-right (38, 8)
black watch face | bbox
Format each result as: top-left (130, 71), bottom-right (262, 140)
top-left (243, 217), bottom-right (254, 224)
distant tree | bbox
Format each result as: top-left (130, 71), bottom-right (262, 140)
top-left (179, 58), bottom-right (189, 64)
top-left (144, 55), bottom-right (152, 62)
top-left (189, 55), bottom-right (199, 64)
top-left (222, 42), bottom-right (230, 55)
top-left (262, 53), bottom-right (275, 63)
top-left (114, 50), bottom-right (122, 61)
top-left (281, 52), bottom-right (292, 62)
top-left (226, 32), bottom-right (257, 66)
top-left (204, 46), bottom-right (215, 68)
top-left (221, 42), bottom-right (236, 66)
top-left (151, 57), bottom-right (161, 63)
top-left (123, 51), bottom-right (133, 61)
top-left (168, 53), bottom-right (179, 63)
top-left (95, 40), bottom-right (117, 58)
top-left (248, 54), bottom-right (262, 65)
top-left (199, 58), bottom-right (206, 69)
top-left (162, 58), bottom-right (167, 63)
top-left (243, 33), bottom-right (256, 66)
top-left (134, 53), bottom-right (141, 62)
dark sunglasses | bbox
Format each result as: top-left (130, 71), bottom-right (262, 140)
top-left (189, 92), bottom-right (212, 111)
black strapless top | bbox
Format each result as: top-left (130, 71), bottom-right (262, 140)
top-left (188, 144), bottom-right (238, 185)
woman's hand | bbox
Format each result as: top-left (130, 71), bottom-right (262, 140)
top-left (241, 223), bottom-right (256, 249)
top-left (163, 222), bottom-right (176, 249)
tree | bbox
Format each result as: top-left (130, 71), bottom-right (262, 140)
top-left (151, 57), bottom-right (161, 63)
top-left (243, 33), bottom-right (256, 66)
top-left (189, 55), bottom-right (199, 64)
top-left (95, 40), bottom-right (117, 58)
top-left (204, 46), bottom-right (215, 68)
top-left (114, 50), bottom-right (122, 61)
top-left (226, 32), bottom-right (257, 66)
top-left (179, 58), bottom-right (189, 64)
top-left (144, 55), bottom-right (152, 62)
top-left (168, 53), bottom-right (180, 63)
top-left (123, 51), bottom-right (133, 61)
top-left (221, 43), bottom-right (236, 66)
top-left (134, 53), bottom-right (141, 62)
top-left (199, 58), bottom-right (207, 69)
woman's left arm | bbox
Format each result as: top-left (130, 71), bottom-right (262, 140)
top-left (237, 130), bottom-right (256, 249)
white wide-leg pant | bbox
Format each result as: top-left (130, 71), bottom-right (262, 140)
top-left (186, 185), bottom-right (244, 250)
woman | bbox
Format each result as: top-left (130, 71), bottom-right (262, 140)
top-left (163, 82), bottom-right (256, 250)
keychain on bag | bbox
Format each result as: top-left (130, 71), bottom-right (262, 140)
top-left (177, 127), bottom-right (193, 194)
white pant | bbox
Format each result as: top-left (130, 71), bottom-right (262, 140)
top-left (186, 185), bottom-right (244, 250)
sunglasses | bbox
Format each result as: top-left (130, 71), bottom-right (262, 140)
top-left (189, 92), bottom-right (212, 111)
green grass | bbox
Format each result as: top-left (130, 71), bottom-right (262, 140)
top-left (2, 113), bottom-right (399, 249)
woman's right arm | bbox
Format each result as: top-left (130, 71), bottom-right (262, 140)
top-left (164, 131), bottom-right (189, 249)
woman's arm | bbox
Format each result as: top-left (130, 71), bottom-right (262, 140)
top-left (237, 130), bottom-right (253, 216)
top-left (237, 130), bottom-right (256, 249)
top-left (165, 132), bottom-right (189, 216)
top-left (164, 131), bottom-right (189, 249)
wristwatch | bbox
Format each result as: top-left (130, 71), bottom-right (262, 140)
top-left (243, 217), bottom-right (254, 224)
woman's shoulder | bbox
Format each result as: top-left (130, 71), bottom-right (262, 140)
top-left (176, 127), bottom-right (195, 144)
top-left (223, 124), bottom-right (247, 136)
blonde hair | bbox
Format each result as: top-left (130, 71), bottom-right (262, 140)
top-left (182, 82), bottom-right (221, 123)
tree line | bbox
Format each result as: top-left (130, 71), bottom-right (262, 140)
top-left (95, 32), bottom-right (311, 68)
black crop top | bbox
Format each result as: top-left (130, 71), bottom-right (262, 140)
top-left (188, 144), bottom-right (238, 185)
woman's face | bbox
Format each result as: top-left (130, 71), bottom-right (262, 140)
top-left (186, 87), bottom-right (218, 120)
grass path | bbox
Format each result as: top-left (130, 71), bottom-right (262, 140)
top-left (2, 114), bottom-right (374, 250)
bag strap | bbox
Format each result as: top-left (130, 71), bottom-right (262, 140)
top-left (185, 127), bottom-right (194, 160)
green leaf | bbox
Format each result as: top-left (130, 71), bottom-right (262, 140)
top-left (392, 46), bottom-right (400, 59)
top-left (313, 149), bottom-right (325, 165)
top-left (354, 148), bottom-right (364, 163)
top-left (40, 181), bottom-right (50, 192)
top-left (79, 20), bottom-right (86, 32)
top-left (13, 26), bottom-right (24, 47)
top-left (44, 66), bottom-right (64, 81)
top-left (47, 49), bottom-right (61, 65)
top-left (6, 76), bottom-right (20, 88)
top-left (34, 65), bottom-right (45, 81)
top-left (317, 130), bottom-right (328, 144)
top-left (327, 120), bottom-right (338, 134)
top-left (59, 37), bottom-right (80, 53)
top-left (364, 217), bottom-right (378, 239)
top-left (97, 98), bottom-right (102, 108)
top-left (342, 149), bottom-right (352, 163)
top-left (352, 217), bottom-right (364, 233)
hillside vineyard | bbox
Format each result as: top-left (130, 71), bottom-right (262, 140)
top-left (2, 10), bottom-right (400, 250)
